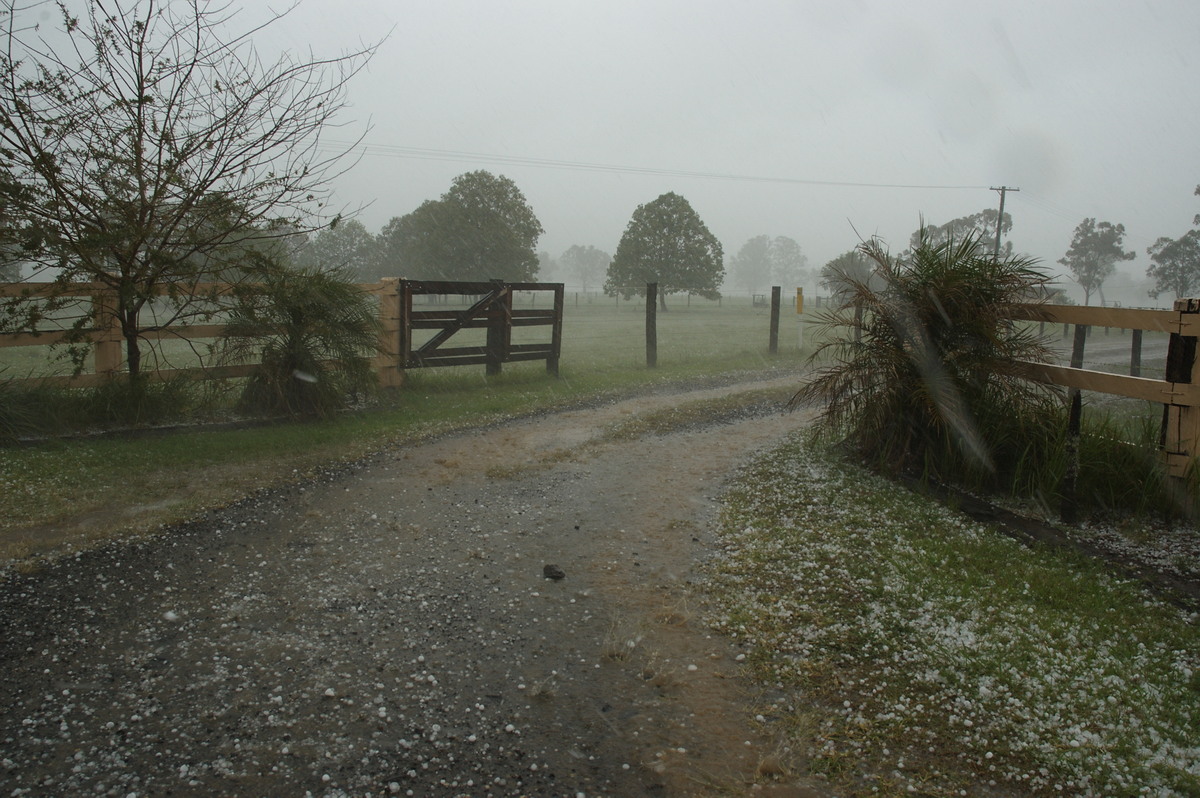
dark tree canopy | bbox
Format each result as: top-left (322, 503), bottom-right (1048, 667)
top-left (379, 171), bottom-right (544, 281)
top-left (293, 219), bottom-right (382, 282)
top-left (0, 0), bottom-right (376, 379)
top-left (820, 248), bottom-right (881, 304)
top-left (1146, 230), bottom-right (1200, 300)
top-left (0, 165), bottom-right (27, 280)
top-left (1058, 218), bottom-right (1135, 306)
top-left (911, 210), bottom-right (1014, 258)
top-left (604, 192), bottom-right (724, 309)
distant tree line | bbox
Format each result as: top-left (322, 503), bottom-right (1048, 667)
top-left (811, 195), bottom-right (1200, 308)
top-left (285, 180), bottom-right (815, 310)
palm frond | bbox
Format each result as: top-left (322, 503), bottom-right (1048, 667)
top-left (794, 231), bottom-right (1059, 484)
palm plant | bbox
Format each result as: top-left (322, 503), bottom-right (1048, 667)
top-left (221, 262), bottom-right (381, 419)
top-left (793, 231), bottom-right (1060, 486)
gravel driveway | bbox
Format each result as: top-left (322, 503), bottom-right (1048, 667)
top-left (0, 379), bottom-right (827, 797)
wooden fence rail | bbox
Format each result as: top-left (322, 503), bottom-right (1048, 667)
top-left (0, 278), bottom-right (564, 390)
top-left (1010, 299), bottom-right (1199, 479)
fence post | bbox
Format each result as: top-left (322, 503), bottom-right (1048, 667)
top-left (768, 286), bottom-right (781, 354)
top-left (1162, 299), bottom-right (1200, 482)
top-left (373, 278), bottom-right (404, 388)
top-left (1061, 323), bottom-right (1089, 524)
top-left (1131, 328), bottom-right (1143, 377)
top-left (646, 282), bottom-right (657, 368)
top-left (92, 285), bottom-right (122, 376)
top-left (485, 280), bottom-right (510, 377)
top-left (548, 284), bottom-right (563, 377)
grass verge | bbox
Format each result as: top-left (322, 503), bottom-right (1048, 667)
top-left (703, 434), bottom-right (1200, 797)
top-left (0, 354), bottom-right (806, 562)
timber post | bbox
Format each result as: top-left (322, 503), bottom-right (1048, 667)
top-left (768, 286), bottom-right (781, 354)
top-left (1061, 323), bottom-right (1089, 524)
top-left (548, 283), bottom-right (564, 377)
top-left (374, 278), bottom-right (404, 388)
top-left (1131, 329), bottom-right (1143, 377)
top-left (485, 279), bottom-right (511, 377)
top-left (91, 284), bottom-right (122, 375)
top-left (1162, 299), bottom-right (1200, 481)
top-left (646, 282), bottom-right (658, 368)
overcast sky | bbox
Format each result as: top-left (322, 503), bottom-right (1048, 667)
top-left (265, 0), bottom-right (1199, 303)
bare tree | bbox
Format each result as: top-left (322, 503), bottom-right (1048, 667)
top-left (0, 0), bottom-right (378, 379)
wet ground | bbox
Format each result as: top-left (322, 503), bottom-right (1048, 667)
top-left (0, 379), bottom-right (829, 797)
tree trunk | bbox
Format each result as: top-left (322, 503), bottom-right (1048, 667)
top-left (124, 327), bottom-right (142, 380)
top-left (659, 291), bottom-right (668, 312)
top-left (120, 299), bottom-right (143, 380)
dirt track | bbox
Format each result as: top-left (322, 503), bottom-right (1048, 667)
top-left (0, 378), bottom-right (830, 797)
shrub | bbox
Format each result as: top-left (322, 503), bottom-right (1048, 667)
top-left (0, 374), bottom-right (202, 441)
top-left (792, 232), bottom-right (1061, 487)
top-left (221, 263), bottom-right (381, 419)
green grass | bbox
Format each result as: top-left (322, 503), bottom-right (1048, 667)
top-left (704, 435), bottom-right (1200, 797)
top-left (0, 296), bottom-right (809, 558)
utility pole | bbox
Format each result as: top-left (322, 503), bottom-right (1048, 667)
top-left (990, 185), bottom-right (1019, 258)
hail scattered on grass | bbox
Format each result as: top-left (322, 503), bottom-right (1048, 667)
top-left (702, 434), bottom-right (1200, 797)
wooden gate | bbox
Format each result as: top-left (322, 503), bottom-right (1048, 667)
top-left (398, 280), bottom-right (564, 377)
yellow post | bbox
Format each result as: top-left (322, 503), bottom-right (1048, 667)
top-left (796, 287), bottom-right (805, 349)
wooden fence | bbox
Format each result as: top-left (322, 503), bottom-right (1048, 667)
top-left (1009, 300), bottom-right (1199, 480)
top-left (398, 279), bottom-right (563, 376)
top-left (0, 278), bottom-right (564, 390)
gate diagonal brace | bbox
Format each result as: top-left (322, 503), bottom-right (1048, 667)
top-left (412, 285), bottom-right (510, 360)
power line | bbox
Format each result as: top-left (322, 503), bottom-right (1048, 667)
top-left (320, 139), bottom-right (992, 192)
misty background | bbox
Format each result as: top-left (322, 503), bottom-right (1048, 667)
top-left (258, 0), bottom-right (1198, 306)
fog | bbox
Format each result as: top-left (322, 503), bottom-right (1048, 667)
top-left (266, 0), bottom-right (1199, 305)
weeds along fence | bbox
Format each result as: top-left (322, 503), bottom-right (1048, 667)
top-left (0, 278), bottom-right (564, 390)
top-left (1010, 300), bottom-right (1200, 482)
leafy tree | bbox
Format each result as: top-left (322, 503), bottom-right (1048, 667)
top-left (1058, 218), bottom-right (1135, 305)
top-left (537, 251), bottom-right (557, 282)
top-left (605, 192), bottom-right (724, 310)
top-left (819, 248), bottom-right (880, 304)
top-left (380, 171), bottom-right (544, 282)
top-left (559, 245), bottom-right (611, 293)
top-left (793, 233), bottom-right (1058, 484)
top-left (730, 235), bottom-right (772, 294)
top-left (0, 212), bottom-right (21, 279)
top-left (0, 166), bottom-right (27, 281)
top-left (0, 0), bottom-right (375, 381)
top-left (377, 201), bottom-right (445, 281)
top-left (910, 209), bottom-right (1013, 258)
top-left (294, 219), bottom-right (382, 282)
top-left (221, 261), bottom-right (380, 419)
top-left (730, 235), bottom-right (809, 295)
top-left (1146, 230), bottom-right (1200, 300)
top-left (770, 235), bottom-right (809, 288)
